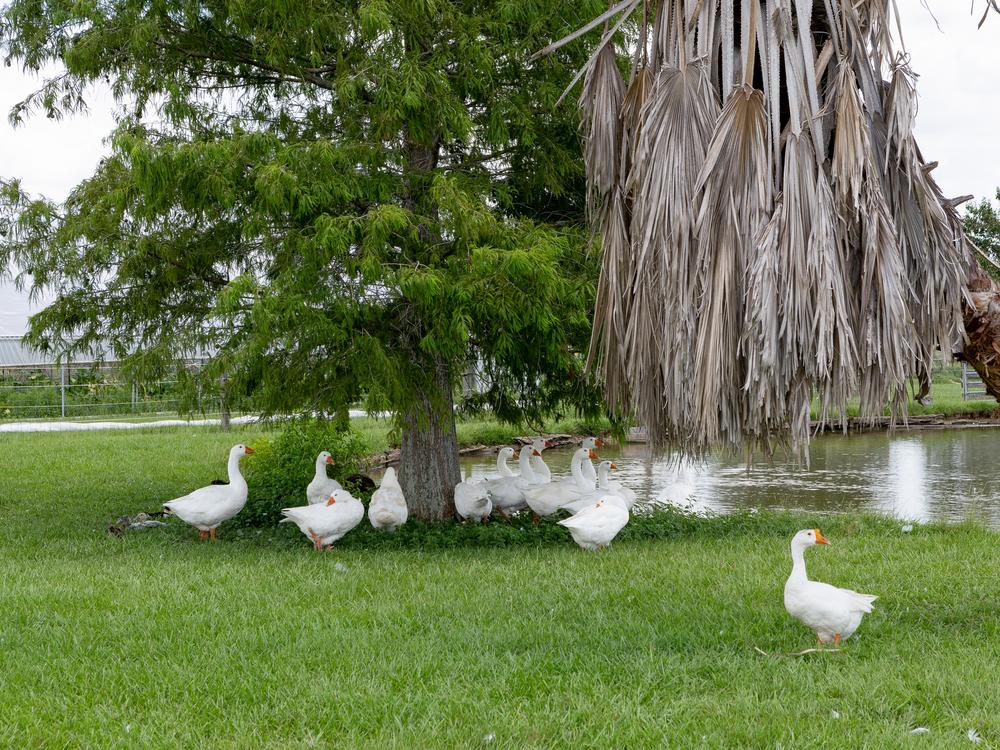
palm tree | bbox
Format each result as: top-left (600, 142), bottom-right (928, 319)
top-left (542, 0), bottom-right (1000, 456)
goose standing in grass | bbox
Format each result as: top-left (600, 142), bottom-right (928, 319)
top-left (281, 488), bottom-right (365, 551)
top-left (368, 467), bottom-right (408, 532)
top-left (784, 529), bottom-right (878, 647)
top-left (163, 444), bottom-right (254, 541)
top-left (454, 477), bottom-right (492, 523)
top-left (523, 447), bottom-right (597, 515)
top-left (485, 446), bottom-right (527, 517)
top-left (528, 437), bottom-right (553, 483)
top-left (558, 493), bottom-right (629, 551)
top-left (307, 451), bottom-right (343, 505)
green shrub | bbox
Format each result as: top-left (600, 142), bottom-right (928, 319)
top-left (238, 420), bottom-right (372, 528)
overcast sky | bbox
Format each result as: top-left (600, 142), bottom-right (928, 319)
top-left (2, 3), bottom-right (998, 335)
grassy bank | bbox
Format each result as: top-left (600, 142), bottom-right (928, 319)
top-left (2, 427), bottom-right (1000, 747)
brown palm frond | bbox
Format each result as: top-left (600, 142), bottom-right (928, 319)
top-left (540, 0), bottom-right (986, 459)
top-left (624, 60), bottom-right (720, 449)
top-left (693, 84), bottom-right (772, 451)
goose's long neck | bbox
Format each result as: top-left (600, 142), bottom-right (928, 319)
top-left (498, 453), bottom-right (514, 477)
top-left (314, 459), bottom-right (328, 482)
top-left (228, 452), bottom-right (246, 487)
top-left (597, 465), bottom-right (610, 489)
top-left (789, 543), bottom-right (809, 583)
top-left (519, 452), bottom-right (536, 481)
top-left (571, 453), bottom-right (591, 489)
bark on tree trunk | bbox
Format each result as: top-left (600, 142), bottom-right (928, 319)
top-left (958, 249), bottom-right (1000, 402)
top-left (398, 360), bottom-right (462, 521)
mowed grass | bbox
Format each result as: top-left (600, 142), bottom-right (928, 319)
top-left (2, 428), bottom-right (1000, 748)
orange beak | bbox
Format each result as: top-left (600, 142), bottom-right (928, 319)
top-left (544, 440), bottom-right (553, 449)
top-left (814, 528), bottom-right (829, 545)
top-left (326, 495), bottom-right (337, 506)
top-left (325, 455), bottom-right (334, 464)
top-left (595, 438), bottom-right (604, 448)
top-left (533, 449), bottom-right (541, 456)
top-left (588, 449), bottom-right (598, 460)
top-left (610, 463), bottom-right (617, 470)
top-left (512, 451), bottom-right (520, 460)
top-left (244, 447), bottom-right (255, 455)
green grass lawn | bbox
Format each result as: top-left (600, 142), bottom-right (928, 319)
top-left (2, 427), bottom-right (1000, 748)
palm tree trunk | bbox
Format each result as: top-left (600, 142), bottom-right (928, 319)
top-left (958, 257), bottom-right (1000, 401)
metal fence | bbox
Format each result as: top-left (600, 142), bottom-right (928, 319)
top-left (0, 360), bottom-right (241, 422)
top-left (962, 364), bottom-right (987, 401)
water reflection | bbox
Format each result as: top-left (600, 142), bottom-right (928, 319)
top-left (457, 427), bottom-right (1000, 526)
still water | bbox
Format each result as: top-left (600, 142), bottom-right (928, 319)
top-left (459, 427), bottom-right (1000, 526)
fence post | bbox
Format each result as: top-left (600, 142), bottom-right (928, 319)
top-left (220, 372), bottom-right (230, 432)
top-left (60, 359), bottom-right (67, 419)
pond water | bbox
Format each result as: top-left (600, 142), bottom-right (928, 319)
top-left (458, 427), bottom-right (1000, 527)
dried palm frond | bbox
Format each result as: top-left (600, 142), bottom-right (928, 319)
top-left (540, 0), bottom-right (979, 459)
top-left (580, 43), bottom-right (626, 225)
top-left (624, 60), bottom-right (720, 448)
top-left (693, 83), bottom-right (772, 451)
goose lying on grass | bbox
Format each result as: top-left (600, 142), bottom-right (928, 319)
top-left (454, 478), bottom-right (492, 523)
top-left (558, 493), bottom-right (629, 551)
top-left (281, 489), bottom-right (365, 551)
top-left (784, 529), bottom-right (878, 647)
top-left (307, 451), bottom-right (343, 504)
top-left (368, 467), bottom-right (408, 532)
top-left (163, 444), bottom-right (254, 541)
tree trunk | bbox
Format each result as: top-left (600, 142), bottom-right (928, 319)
top-left (398, 360), bottom-right (462, 521)
top-left (958, 250), bottom-right (1000, 402)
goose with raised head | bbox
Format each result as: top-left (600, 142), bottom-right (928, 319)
top-left (281, 488), bottom-right (365, 550)
top-left (522, 447), bottom-right (597, 516)
top-left (485, 446), bottom-right (527, 517)
top-left (528, 437), bottom-right (553, 483)
top-left (368, 467), bottom-right (408, 532)
top-left (784, 529), bottom-right (878, 647)
top-left (307, 451), bottom-right (343, 505)
top-left (558, 493), bottom-right (629, 551)
top-left (454, 477), bottom-right (492, 523)
top-left (580, 437), bottom-right (603, 482)
top-left (163, 444), bottom-right (254, 541)
top-left (561, 461), bottom-right (634, 513)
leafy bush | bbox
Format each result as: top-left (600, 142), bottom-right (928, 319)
top-left (238, 420), bottom-right (372, 528)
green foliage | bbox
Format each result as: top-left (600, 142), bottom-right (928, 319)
top-left (0, 0), bottom-right (605, 441)
top-left (239, 420), bottom-right (371, 528)
top-left (963, 190), bottom-right (1000, 283)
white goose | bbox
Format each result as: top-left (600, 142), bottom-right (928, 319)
top-left (580, 437), bottom-right (603, 482)
top-left (784, 529), bottom-right (878, 647)
top-left (163, 444), bottom-right (254, 541)
top-left (522, 447), bottom-right (597, 515)
top-left (307, 451), bottom-right (343, 505)
top-left (281, 488), bottom-right (365, 550)
top-left (558, 493), bottom-right (629, 551)
top-left (485, 446), bottom-right (527, 517)
top-left (368, 467), bottom-right (408, 532)
top-left (454, 476), bottom-right (492, 523)
top-left (561, 461), bottom-right (634, 513)
top-left (528, 437), bottom-right (553, 483)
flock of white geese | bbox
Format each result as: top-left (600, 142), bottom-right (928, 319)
top-left (162, 440), bottom-right (878, 647)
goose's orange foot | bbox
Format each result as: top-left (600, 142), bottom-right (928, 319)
top-left (833, 634), bottom-right (842, 647)
top-left (308, 527), bottom-right (322, 551)
top-left (198, 530), bottom-right (209, 542)
top-left (532, 513), bottom-right (541, 524)
top-left (209, 528), bottom-right (216, 543)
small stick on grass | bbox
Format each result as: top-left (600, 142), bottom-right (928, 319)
top-left (753, 646), bottom-right (842, 658)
